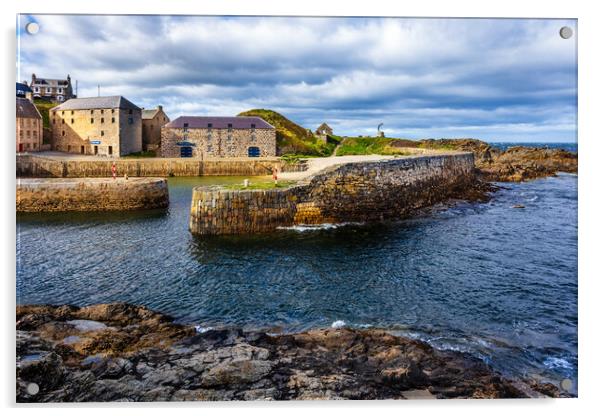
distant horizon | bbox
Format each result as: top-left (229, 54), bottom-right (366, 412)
top-left (18, 15), bottom-right (577, 143)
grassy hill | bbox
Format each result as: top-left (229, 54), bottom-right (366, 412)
top-left (335, 137), bottom-right (420, 156)
top-left (237, 109), bottom-right (337, 156)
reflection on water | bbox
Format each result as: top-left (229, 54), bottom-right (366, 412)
top-left (16, 174), bottom-right (577, 390)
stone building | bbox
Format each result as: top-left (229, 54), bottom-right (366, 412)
top-left (50, 96), bottom-right (142, 157)
top-left (161, 116), bottom-right (276, 158)
top-left (315, 122), bottom-right (333, 142)
top-left (30, 73), bottom-right (75, 102)
top-left (315, 122), bottom-right (333, 136)
top-left (16, 97), bottom-right (43, 153)
top-left (142, 105), bottom-right (170, 152)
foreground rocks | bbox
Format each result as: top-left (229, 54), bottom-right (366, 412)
top-left (16, 303), bottom-right (566, 402)
top-left (415, 139), bottom-right (577, 182)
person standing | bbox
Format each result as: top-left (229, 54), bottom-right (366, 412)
top-left (272, 166), bottom-right (278, 185)
top-left (111, 162), bottom-right (117, 180)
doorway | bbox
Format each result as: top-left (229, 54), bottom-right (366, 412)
top-left (180, 146), bottom-right (193, 158)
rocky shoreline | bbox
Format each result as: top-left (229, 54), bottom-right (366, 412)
top-left (16, 303), bottom-right (569, 402)
top-left (414, 139), bottom-right (577, 182)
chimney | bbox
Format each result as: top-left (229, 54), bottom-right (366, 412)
top-left (157, 105), bottom-right (163, 111)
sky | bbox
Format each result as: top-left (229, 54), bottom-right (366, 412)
top-left (17, 15), bottom-right (577, 142)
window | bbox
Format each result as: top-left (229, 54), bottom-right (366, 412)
top-left (26, 143), bottom-right (31, 149)
top-left (108, 146), bottom-right (113, 155)
top-left (101, 131), bottom-right (104, 136)
top-left (26, 130), bottom-right (30, 138)
top-left (33, 130), bottom-right (38, 138)
top-left (128, 109), bottom-right (133, 115)
top-left (19, 130), bottom-right (23, 138)
top-left (91, 110), bottom-right (94, 114)
top-left (101, 118), bottom-right (105, 124)
top-left (207, 123), bottom-right (212, 129)
top-left (251, 123), bottom-right (256, 129)
top-left (33, 143), bottom-right (37, 149)
top-left (228, 123), bottom-right (233, 132)
top-left (207, 144), bottom-right (213, 153)
top-left (128, 117), bottom-right (134, 124)
top-left (62, 119), bottom-right (65, 124)
top-left (68, 145), bottom-right (71, 152)
top-left (58, 88), bottom-right (63, 93)
top-left (111, 109), bottom-right (115, 113)
top-left (111, 117), bottom-right (115, 123)
top-left (71, 110), bottom-right (74, 115)
top-left (34, 87), bottom-right (39, 93)
top-left (46, 88), bottom-right (51, 93)
top-left (100, 109), bottom-right (104, 114)
top-left (62, 130), bottom-right (65, 136)
top-left (62, 111), bottom-right (65, 115)
top-left (91, 118), bottom-right (94, 124)
top-left (71, 119), bottom-right (74, 124)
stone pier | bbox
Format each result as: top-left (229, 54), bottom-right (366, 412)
top-left (17, 178), bottom-right (169, 212)
top-left (190, 152), bottom-right (476, 235)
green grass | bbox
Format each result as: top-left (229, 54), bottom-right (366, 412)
top-left (122, 150), bottom-right (157, 158)
top-left (223, 180), bottom-right (297, 190)
top-left (335, 137), bottom-right (416, 156)
top-left (33, 100), bottom-right (56, 144)
top-left (238, 109), bottom-right (337, 157)
top-left (33, 99), bottom-right (55, 129)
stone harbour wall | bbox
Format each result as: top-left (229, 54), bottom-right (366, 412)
top-left (190, 153), bottom-right (476, 235)
top-left (17, 178), bottom-right (169, 212)
top-left (16, 155), bottom-right (291, 178)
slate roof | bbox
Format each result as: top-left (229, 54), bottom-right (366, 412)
top-left (51, 96), bottom-right (140, 111)
top-left (165, 116), bottom-right (274, 129)
top-left (16, 97), bottom-right (42, 119)
top-left (142, 109), bottom-right (159, 119)
top-left (16, 82), bottom-right (32, 95)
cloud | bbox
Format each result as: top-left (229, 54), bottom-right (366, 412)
top-left (18, 15), bottom-right (577, 142)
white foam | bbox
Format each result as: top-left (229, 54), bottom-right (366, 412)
top-left (278, 223), bottom-right (362, 232)
top-left (543, 356), bottom-right (573, 370)
top-left (331, 320), bottom-right (346, 329)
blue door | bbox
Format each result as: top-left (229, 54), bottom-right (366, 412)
top-left (180, 146), bottom-right (193, 157)
top-left (248, 146), bottom-right (260, 157)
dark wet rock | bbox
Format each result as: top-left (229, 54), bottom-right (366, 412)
top-left (16, 303), bottom-right (569, 402)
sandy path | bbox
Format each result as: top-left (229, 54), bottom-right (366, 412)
top-left (279, 155), bottom-right (396, 181)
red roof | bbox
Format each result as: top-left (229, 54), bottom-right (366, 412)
top-left (165, 116), bottom-right (274, 129)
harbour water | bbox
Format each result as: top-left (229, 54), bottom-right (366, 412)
top-left (16, 171), bottom-right (577, 392)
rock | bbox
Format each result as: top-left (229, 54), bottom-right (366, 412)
top-left (200, 359), bottom-right (274, 387)
top-left (15, 303), bottom-right (569, 402)
top-left (17, 351), bottom-right (65, 392)
top-left (417, 139), bottom-right (577, 182)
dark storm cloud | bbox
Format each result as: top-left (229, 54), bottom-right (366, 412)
top-left (18, 15), bottom-right (577, 141)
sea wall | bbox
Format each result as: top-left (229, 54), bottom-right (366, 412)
top-left (16, 155), bottom-right (298, 178)
top-left (190, 153), bottom-right (475, 235)
top-left (17, 178), bottom-right (169, 212)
